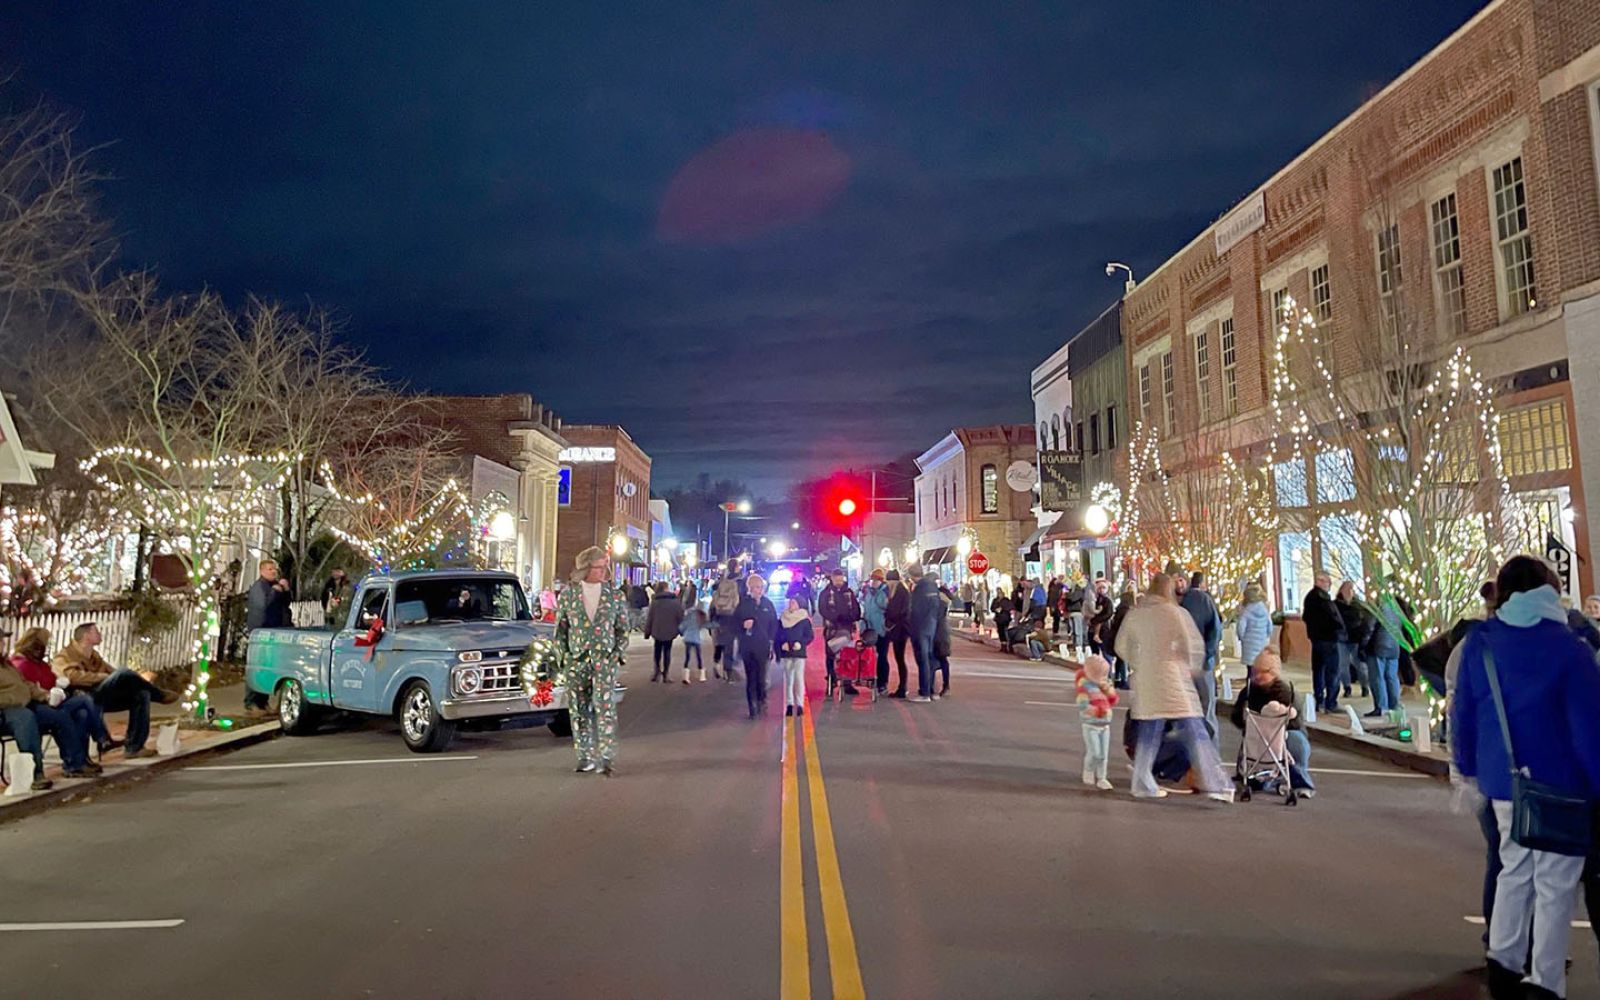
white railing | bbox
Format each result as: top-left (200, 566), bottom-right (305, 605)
top-left (9, 601), bottom-right (202, 672)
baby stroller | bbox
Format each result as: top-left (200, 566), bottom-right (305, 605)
top-left (1235, 690), bottom-right (1299, 806)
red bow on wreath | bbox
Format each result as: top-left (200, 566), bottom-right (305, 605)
top-left (530, 678), bottom-right (555, 708)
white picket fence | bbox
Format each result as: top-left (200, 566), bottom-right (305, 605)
top-left (9, 601), bottom-right (202, 672)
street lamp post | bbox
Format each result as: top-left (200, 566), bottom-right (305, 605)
top-left (721, 499), bottom-right (751, 568)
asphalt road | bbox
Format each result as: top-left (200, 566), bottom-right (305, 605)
top-left (0, 634), bottom-right (1588, 999)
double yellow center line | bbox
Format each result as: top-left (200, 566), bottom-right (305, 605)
top-left (781, 696), bottom-right (866, 999)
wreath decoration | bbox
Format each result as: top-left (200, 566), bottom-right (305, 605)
top-left (518, 636), bottom-right (566, 708)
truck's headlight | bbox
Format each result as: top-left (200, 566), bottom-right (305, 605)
top-left (458, 650), bottom-right (483, 663)
top-left (455, 668), bottom-right (482, 695)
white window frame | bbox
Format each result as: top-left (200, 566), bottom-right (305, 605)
top-left (1269, 286), bottom-right (1290, 332)
top-left (1590, 81), bottom-right (1600, 211)
top-left (1310, 264), bottom-right (1332, 323)
top-left (1193, 326), bottom-right (1212, 425)
top-left (1138, 364), bottom-right (1153, 426)
top-left (1429, 191), bottom-right (1466, 338)
top-left (1160, 351), bottom-right (1176, 436)
top-left (1220, 316), bottom-right (1238, 417)
top-left (1375, 222), bottom-right (1404, 336)
top-left (1488, 154), bottom-right (1537, 319)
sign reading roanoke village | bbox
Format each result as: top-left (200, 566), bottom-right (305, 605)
top-left (1037, 450), bottom-right (1083, 512)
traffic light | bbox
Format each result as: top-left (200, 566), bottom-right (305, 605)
top-left (837, 497), bottom-right (857, 517)
top-left (815, 474), bottom-right (868, 533)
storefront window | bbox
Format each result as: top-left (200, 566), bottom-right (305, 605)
top-left (1318, 513), bottom-right (1363, 586)
top-left (1315, 449), bottom-right (1355, 503)
top-left (1278, 531), bottom-right (1313, 610)
top-left (1274, 459), bottom-right (1308, 509)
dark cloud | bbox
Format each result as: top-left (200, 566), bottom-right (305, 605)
top-left (0, 0), bottom-right (1486, 494)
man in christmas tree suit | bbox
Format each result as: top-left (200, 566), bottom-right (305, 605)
top-left (553, 545), bottom-right (630, 777)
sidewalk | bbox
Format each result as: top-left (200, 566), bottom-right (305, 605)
top-left (951, 622), bottom-right (1448, 778)
top-left (0, 680), bottom-right (278, 822)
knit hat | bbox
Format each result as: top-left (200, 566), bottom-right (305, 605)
top-left (885, 569), bottom-right (900, 582)
top-left (1082, 654), bottom-right (1111, 683)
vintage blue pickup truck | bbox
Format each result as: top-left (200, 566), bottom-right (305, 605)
top-left (245, 569), bottom-right (620, 752)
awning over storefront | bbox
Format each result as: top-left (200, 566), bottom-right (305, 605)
top-left (1018, 523), bottom-right (1049, 553)
top-left (920, 545), bottom-right (953, 566)
top-left (1043, 511), bottom-right (1100, 544)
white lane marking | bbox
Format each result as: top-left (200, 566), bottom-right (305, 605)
top-left (193, 756), bottom-right (480, 772)
top-left (959, 672), bottom-right (1073, 683)
top-left (0, 920), bottom-right (185, 932)
top-left (1308, 768), bottom-right (1430, 779)
top-left (1463, 916), bottom-right (1591, 929)
top-left (1024, 701), bottom-right (1076, 707)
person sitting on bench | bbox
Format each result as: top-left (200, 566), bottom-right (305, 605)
top-left (55, 622), bottom-right (173, 761)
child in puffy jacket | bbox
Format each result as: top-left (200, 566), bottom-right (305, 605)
top-left (1075, 654), bottom-right (1120, 790)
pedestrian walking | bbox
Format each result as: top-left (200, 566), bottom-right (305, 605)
top-left (555, 547), bottom-right (629, 777)
top-left (973, 579), bottom-right (989, 633)
top-left (710, 579), bottom-right (741, 680)
top-left (1235, 582), bottom-right (1273, 676)
top-left (1302, 572), bottom-right (1346, 713)
top-left (645, 582), bottom-right (685, 683)
top-left (628, 582), bottom-right (651, 633)
top-left (679, 577), bottom-right (699, 612)
top-left (1047, 576), bottom-right (1064, 636)
top-left (1075, 654), bottom-right (1119, 790)
top-left (1120, 573), bottom-right (1232, 802)
top-left (776, 595), bottom-right (813, 717)
top-left (1103, 585), bottom-right (1136, 689)
top-left (817, 568), bottom-right (861, 697)
top-left (1086, 580), bottom-right (1113, 655)
top-left (1453, 555), bottom-right (1600, 999)
top-left (736, 575), bottom-right (778, 718)
top-left (883, 569), bottom-right (912, 698)
top-left (679, 607), bottom-right (707, 681)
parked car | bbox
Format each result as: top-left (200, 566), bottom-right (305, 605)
top-left (245, 570), bottom-right (623, 752)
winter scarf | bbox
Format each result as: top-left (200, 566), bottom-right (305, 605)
top-left (779, 606), bottom-right (809, 628)
top-left (1496, 585), bottom-right (1567, 628)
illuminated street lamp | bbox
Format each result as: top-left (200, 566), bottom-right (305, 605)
top-left (877, 547), bottom-right (893, 568)
top-left (903, 542), bottom-right (919, 565)
top-left (684, 546), bottom-right (699, 568)
top-left (768, 539), bottom-right (788, 559)
top-left (956, 533), bottom-right (973, 557)
top-left (721, 500), bottom-right (753, 565)
top-left (1083, 504), bottom-right (1110, 536)
top-left (610, 532), bottom-right (630, 557)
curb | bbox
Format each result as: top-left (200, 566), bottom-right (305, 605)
top-left (954, 627), bottom-right (1448, 780)
top-left (0, 721), bottom-right (281, 826)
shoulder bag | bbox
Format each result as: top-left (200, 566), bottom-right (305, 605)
top-left (1481, 641), bottom-right (1592, 857)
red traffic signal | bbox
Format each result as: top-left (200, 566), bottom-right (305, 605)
top-left (837, 497), bottom-right (857, 517)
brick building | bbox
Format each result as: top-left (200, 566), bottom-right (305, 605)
top-left (1118, 0), bottom-right (1600, 605)
top-left (422, 394), bottom-right (568, 591)
top-left (914, 425), bottom-right (1038, 584)
top-left (552, 425), bottom-right (653, 585)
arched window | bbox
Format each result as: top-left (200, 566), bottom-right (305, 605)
top-left (1051, 415), bottom-right (1061, 452)
top-left (1039, 422), bottom-right (1049, 448)
top-left (980, 464), bottom-right (998, 513)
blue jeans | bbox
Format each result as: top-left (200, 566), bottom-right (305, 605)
top-left (62, 691), bottom-right (111, 748)
top-left (912, 628), bottom-right (935, 698)
top-left (1027, 639), bottom-right (1044, 660)
top-left (92, 668), bottom-right (154, 753)
top-left (1371, 655), bottom-right (1401, 713)
top-left (1195, 655), bottom-right (1218, 743)
top-left (1131, 717), bottom-right (1227, 797)
top-left (1285, 730), bottom-right (1315, 790)
top-left (2, 703), bottom-right (89, 773)
top-left (1311, 641), bottom-right (1342, 710)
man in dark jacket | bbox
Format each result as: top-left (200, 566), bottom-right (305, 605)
top-left (1175, 568), bottom-right (1223, 740)
top-left (884, 570), bottom-right (912, 698)
top-left (817, 569), bottom-right (861, 695)
top-left (320, 568), bottom-right (353, 628)
top-left (244, 559), bottom-right (292, 710)
top-left (644, 583), bottom-right (686, 683)
top-left (906, 565), bottom-right (942, 702)
top-left (1046, 577), bottom-right (1064, 636)
top-left (1301, 572), bottom-right (1346, 712)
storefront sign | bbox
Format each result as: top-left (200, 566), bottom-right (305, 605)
top-left (1214, 191), bottom-right (1265, 257)
top-left (557, 467), bottom-right (572, 506)
top-left (558, 446), bottom-right (615, 463)
top-left (1005, 460), bottom-right (1038, 492)
top-left (1546, 532), bottom-right (1574, 595)
top-left (1037, 450), bottom-right (1083, 512)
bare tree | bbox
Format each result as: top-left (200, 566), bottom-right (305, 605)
top-left (324, 442), bottom-right (478, 573)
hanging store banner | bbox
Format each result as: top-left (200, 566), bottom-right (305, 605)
top-left (1037, 450), bottom-right (1083, 512)
top-left (1546, 532), bottom-right (1574, 595)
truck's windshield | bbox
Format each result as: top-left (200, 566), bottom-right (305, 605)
top-left (391, 578), bottom-right (532, 625)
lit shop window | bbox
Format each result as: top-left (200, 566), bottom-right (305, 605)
top-left (1499, 399), bottom-right (1570, 477)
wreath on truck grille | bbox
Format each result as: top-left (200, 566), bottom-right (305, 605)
top-left (518, 637), bottom-right (565, 708)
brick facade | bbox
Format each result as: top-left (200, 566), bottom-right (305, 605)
top-left (1121, 0), bottom-right (1600, 597)
top-left (552, 425), bottom-right (653, 585)
top-left (915, 425), bottom-right (1038, 579)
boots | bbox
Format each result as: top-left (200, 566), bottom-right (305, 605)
top-left (697, 667), bottom-right (707, 682)
top-left (682, 670), bottom-right (691, 685)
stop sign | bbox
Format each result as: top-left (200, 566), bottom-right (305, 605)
top-left (967, 551), bottom-right (990, 575)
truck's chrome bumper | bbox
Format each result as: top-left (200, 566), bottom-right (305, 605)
top-left (438, 685), bottom-right (626, 721)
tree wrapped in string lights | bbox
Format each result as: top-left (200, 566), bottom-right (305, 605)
top-left (0, 498), bottom-right (123, 609)
top-left (322, 455), bottom-right (482, 574)
top-left (1120, 420), bottom-right (1278, 611)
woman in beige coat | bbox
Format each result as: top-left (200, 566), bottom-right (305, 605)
top-left (1121, 573), bottom-right (1232, 802)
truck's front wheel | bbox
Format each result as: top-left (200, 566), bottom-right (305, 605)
top-left (277, 679), bottom-right (321, 736)
top-left (398, 681), bottom-right (456, 753)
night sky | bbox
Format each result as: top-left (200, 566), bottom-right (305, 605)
top-left (2, 2), bottom-right (1485, 493)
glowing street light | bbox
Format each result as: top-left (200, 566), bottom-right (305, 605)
top-left (1083, 504), bottom-right (1110, 536)
top-left (878, 547), bottom-right (893, 568)
top-left (610, 532), bottom-right (630, 557)
top-left (956, 533), bottom-right (973, 557)
top-left (737, 499), bottom-right (752, 514)
top-left (768, 539), bottom-right (788, 559)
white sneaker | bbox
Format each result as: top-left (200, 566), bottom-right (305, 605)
top-left (1298, 788), bottom-right (1316, 799)
top-left (909, 695), bottom-right (932, 703)
top-left (1131, 788), bottom-right (1169, 800)
top-left (1096, 778), bottom-right (1114, 791)
top-left (1081, 771), bottom-right (1095, 786)
top-left (1205, 789), bottom-right (1235, 804)
top-left (931, 693), bottom-right (942, 701)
